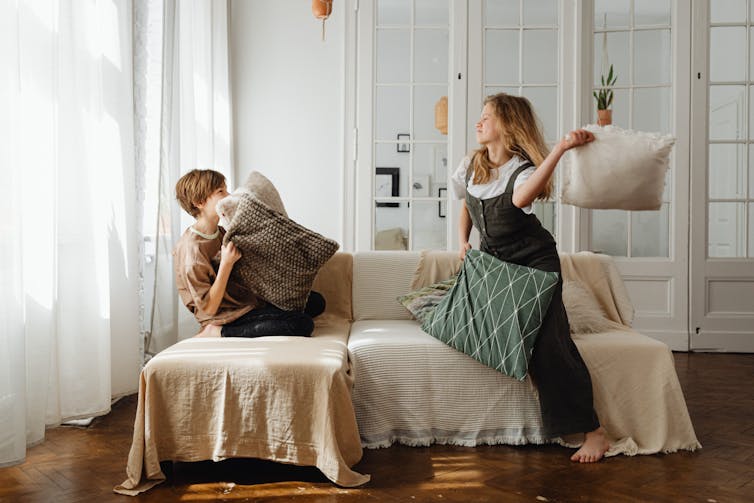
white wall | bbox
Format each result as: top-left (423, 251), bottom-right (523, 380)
top-left (229, 0), bottom-right (344, 243)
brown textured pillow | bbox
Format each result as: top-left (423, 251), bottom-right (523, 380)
top-left (224, 194), bottom-right (339, 311)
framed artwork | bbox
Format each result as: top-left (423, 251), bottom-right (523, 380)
top-left (375, 167), bottom-right (399, 207)
top-left (396, 133), bottom-right (410, 153)
top-left (438, 187), bottom-right (447, 218)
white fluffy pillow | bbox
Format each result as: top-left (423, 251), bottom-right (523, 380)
top-left (562, 280), bottom-right (623, 335)
top-left (560, 124), bottom-right (675, 210)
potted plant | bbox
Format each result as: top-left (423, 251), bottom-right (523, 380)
top-left (594, 64), bottom-right (617, 126)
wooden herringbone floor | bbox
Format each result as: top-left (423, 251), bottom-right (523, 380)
top-left (1, 353), bottom-right (753, 502)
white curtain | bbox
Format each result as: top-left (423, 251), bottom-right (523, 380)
top-left (137, 0), bottom-right (233, 356)
top-left (0, 0), bottom-right (140, 466)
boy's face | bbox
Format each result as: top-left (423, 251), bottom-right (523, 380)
top-left (197, 184), bottom-right (229, 218)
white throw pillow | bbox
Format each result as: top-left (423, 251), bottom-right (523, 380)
top-left (560, 124), bottom-right (675, 210)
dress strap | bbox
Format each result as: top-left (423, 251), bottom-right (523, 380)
top-left (503, 161), bottom-right (534, 194)
top-left (465, 154), bottom-right (475, 186)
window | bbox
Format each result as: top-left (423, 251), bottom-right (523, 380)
top-left (588, 0), bottom-right (673, 257)
top-left (372, 0), bottom-right (451, 250)
top-left (706, 0), bottom-right (754, 257)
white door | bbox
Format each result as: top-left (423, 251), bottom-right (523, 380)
top-left (576, 0), bottom-right (691, 351)
top-left (466, 0), bottom-right (562, 242)
top-left (353, 0), bottom-right (467, 251)
top-left (689, 0), bottom-right (754, 352)
top-left (465, 0), bottom-right (691, 350)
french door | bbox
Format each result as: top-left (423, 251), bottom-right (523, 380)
top-left (576, 0), bottom-right (691, 350)
top-left (354, 0), bottom-right (466, 252)
top-left (690, 0), bottom-right (754, 352)
top-left (349, 0), bottom-right (752, 352)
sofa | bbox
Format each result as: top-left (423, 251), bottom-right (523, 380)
top-left (115, 250), bottom-right (700, 496)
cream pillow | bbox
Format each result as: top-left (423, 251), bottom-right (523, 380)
top-left (374, 227), bottom-right (406, 250)
top-left (562, 280), bottom-right (624, 335)
top-left (217, 171), bottom-right (287, 228)
top-left (560, 124), bottom-right (675, 210)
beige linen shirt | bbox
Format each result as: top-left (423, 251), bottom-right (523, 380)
top-left (173, 227), bottom-right (261, 327)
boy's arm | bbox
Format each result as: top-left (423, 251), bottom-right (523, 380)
top-left (202, 242), bottom-right (241, 316)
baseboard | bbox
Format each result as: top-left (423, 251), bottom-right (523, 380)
top-left (691, 332), bottom-right (754, 353)
top-left (636, 329), bottom-right (689, 351)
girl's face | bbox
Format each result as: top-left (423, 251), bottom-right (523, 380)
top-left (476, 102), bottom-right (502, 145)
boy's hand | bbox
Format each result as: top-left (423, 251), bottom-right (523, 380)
top-left (220, 242), bottom-right (242, 267)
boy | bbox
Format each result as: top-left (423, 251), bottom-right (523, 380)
top-left (173, 169), bottom-right (323, 338)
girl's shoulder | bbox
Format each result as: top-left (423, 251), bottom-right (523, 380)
top-left (452, 155), bottom-right (473, 178)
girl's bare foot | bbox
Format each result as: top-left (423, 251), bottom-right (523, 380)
top-left (571, 426), bottom-right (609, 463)
top-left (194, 324), bottom-right (221, 338)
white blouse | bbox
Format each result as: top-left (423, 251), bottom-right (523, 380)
top-left (450, 155), bottom-right (536, 214)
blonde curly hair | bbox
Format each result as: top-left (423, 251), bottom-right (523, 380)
top-left (471, 93), bottom-right (552, 200)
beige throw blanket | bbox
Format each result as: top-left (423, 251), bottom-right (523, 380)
top-left (114, 314), bottom-right (369, 495)
top-left (410, 250), bottom-right (700, 456)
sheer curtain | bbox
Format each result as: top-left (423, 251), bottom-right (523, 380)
top-left (139, 0), bottom-right (234, 357)
top-left (0, 0), bottom-right (140, 466)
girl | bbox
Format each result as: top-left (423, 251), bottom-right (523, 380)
top-left (451, 93), bottom-right (609, 463)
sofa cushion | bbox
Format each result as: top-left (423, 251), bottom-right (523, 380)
top-left (396, 277), bottom-right (456, 323)
top-left (352, 251), bottom-right (422, 320)
top-left (348, 320), bottom-right (549, 448)
top-left (224, 195), bottom-right (339, 311)
top-left (422, 249), bottom-right (559, 381)
top-left (312, 252), bottom-right (353, 320)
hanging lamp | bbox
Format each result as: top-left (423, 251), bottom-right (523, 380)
top-left (312, 0), bottom-right (333, 41)
top-left (434, 96), bottom-right (448, 135)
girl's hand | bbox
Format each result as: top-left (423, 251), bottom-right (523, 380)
top-left (459, 242), bottom-right (472, 260)
top-left (558, 129), bottom-right (595, 152)
top-left (220, 241), bottom-right (242, 267)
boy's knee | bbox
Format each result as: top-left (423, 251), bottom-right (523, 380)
top-left (305, 291), bottom-right (326, 318)
top-left (295, 315), bottom-right (315, 337)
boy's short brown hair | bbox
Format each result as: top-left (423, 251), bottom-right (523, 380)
top-left (175, 169), bottom-right (226, 218)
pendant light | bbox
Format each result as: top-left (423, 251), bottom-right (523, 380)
top-left (435, 96), bottom-right (448, 135)
top-left (312, 0), bottom-right (333, 41)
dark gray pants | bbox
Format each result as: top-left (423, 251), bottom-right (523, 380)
top-left (528, 278), bottom-right (600, 437)
top-left (484, 243), bottom-right (600, 437)
top-left (221, 291), bottom-right (325, 338)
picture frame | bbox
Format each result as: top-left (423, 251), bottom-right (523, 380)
top-left (375, 167), bottom-right (400, 207)
top-left (396, 133), bottom-right (410, 153)
top-left (438, 187), bottom-right (447, 218)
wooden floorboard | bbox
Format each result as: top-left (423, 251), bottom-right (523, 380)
top-left (1, 352), bottom-right (752, 502)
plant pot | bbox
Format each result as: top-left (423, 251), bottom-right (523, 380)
top-left (597, 109), bottom-right (612, 126)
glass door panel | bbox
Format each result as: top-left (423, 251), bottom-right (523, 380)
top-left (589, 0), bottom-right (672, 257)
top-left (479, 0), bottom-right (560, 238)
top-left (372, 0), bottom-right (450, 250)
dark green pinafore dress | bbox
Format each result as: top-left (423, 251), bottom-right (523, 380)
top-left (465, 162), bottom-right (600, 436)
